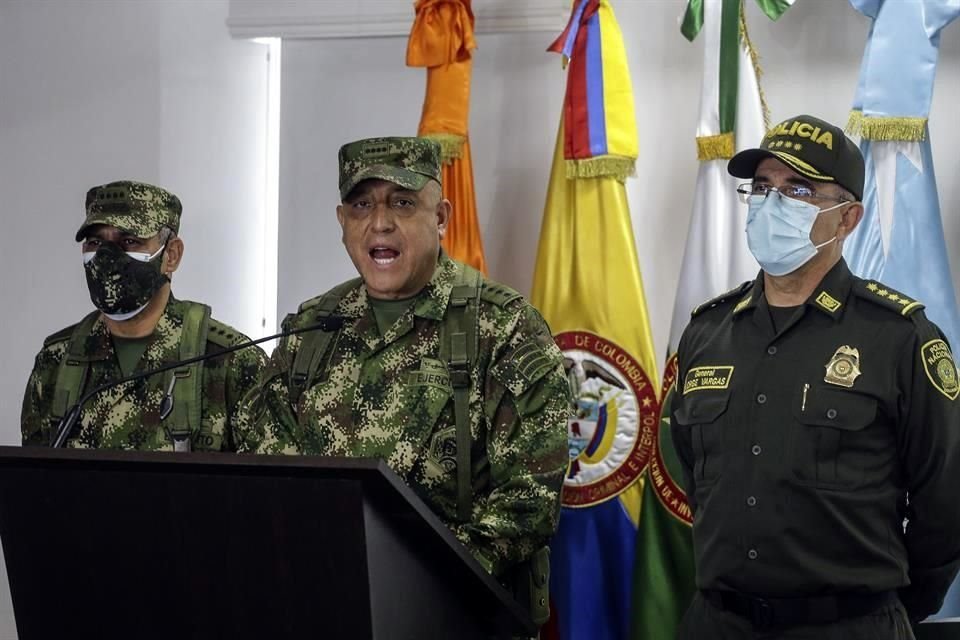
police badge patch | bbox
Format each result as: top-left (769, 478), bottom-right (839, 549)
top-left (824, 345), bottom-right (861, 388)
top-left (921, 339), bottom-right (959, 401)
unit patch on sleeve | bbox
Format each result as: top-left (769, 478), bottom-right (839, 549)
top-left (921, 339), bottom-right (959, 400)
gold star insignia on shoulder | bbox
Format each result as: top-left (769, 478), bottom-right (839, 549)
top-left (857, 281), bottom-right (924, 317)
top-left (794, 144), bottom-right (803, 150)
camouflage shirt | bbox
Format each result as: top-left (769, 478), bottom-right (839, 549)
top-left (22, 297), bottom-right (266, 452)
top-left (236, 254), bottom-right (570, 575)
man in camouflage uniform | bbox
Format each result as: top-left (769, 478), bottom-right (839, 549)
top-left (22, 180), bottom-right (265, 452)
top-left (236, 137), bottom-right (570, 582)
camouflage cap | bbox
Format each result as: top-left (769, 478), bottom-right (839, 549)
top-left (75, 180), bottom-right (182, 241)
top-left (338, 137), bottom-right (442, 200)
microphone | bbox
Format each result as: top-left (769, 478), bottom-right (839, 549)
top-left (51, 314), bottom-right (346, 449)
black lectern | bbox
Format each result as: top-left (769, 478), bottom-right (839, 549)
top-left (917, 619), bottom-right (960, 640)
top-left (0, 446), bottom-right (535, 640)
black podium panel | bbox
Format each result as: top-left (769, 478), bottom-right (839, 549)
top-left (917, 620), bottom-right (960, 640)
top-left (0, 447), bottom-right (533, 640)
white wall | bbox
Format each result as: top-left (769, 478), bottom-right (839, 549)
top-left (0, 1), bottom-right (269, 635)
top-left (278, 1), bottom-right (960, 371)
top-left (0, 0), bottom-right (269, 440)
top-left (277, 30), bottom-right (568, 318)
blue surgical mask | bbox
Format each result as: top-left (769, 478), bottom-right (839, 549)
top-left (745, 192), bottom-right (845, 277)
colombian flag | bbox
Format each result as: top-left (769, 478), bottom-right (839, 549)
top-left (533, 2), bottom-right (658, 638)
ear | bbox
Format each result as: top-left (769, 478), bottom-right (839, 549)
top-left (336, 204), bottom-right (347, 240)
top-left (163, 236), bottom-right (184, 275)
top-left (836, 202), bottom-right (864, 241)
top-left (436, 199), bottom-right (452, 238)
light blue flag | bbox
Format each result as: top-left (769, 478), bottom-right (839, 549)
top-left (845, 134), bottom-right (960, 349)
top-left (845, 0), bottom-right (960, 619)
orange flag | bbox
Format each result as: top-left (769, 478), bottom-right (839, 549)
top-left (407, 0), bottom-right (487, 274)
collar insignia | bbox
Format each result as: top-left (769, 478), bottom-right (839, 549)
top-left (815, 291), bottom-right (842, 313)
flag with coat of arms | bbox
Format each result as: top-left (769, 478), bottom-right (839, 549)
top-left (631, 1), bottom-right (794, 638)
top-left (532, 2), bottom-right (660, 638)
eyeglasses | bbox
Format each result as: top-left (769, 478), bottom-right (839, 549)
top-left (736, 183), bottom-right (851, 205)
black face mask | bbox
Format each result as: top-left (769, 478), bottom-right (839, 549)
top-left (83, 242), bottom-right (169, 318)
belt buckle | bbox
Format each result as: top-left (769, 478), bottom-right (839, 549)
top-left (749, 596), bottom-right (774, 629)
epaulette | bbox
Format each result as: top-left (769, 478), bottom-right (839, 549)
top-left (42, 323), bottom-right (77, 348)
top-left (297, 277), bottom-right (362, 314)
top-left (691, 281), bottom-right (753, 318)
top-left (853, 280), bottom-right (924, 317)
top-left (480, 281), bottom-right (523, 307)
top-left (296, 293), bottom-right (326, 314)
top-left (206, 318), bottom-right (241, 348)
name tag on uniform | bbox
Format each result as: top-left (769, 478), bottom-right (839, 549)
top-left (407, 358), bottom-right (452, 391)
top-left (683, 366), bottom-right (734, 395)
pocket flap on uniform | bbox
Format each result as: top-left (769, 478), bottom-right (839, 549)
top-left (795, 387), bottom-right (877, 431)
top-left (674, 394), bottom-right (730, 426)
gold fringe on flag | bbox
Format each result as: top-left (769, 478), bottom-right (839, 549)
top-left (739, 3), bottom-right (771, 131)
top-left (696, 132), bottom-right (736, 161)
top-left (845, 110), bottom-right (927, 141)
top-left (423, 132), bottom-right (466, 164)
top-left (565, 156), bottom-right (637, 182)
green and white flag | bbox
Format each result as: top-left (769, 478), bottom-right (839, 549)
top-left (631, 1), bottom-right (793, 638)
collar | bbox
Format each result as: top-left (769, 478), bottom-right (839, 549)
top-left (731, 271), bottom-right (763, 317)
top-left (339, 251), bottom-right (456, 320)
top-left (804, 259), bottom-right (852, 320)
top-left (341, 251), bottom-right (457, 350)
top-left (732, 259), bottom-right (853, 322)
top-left (80, 296), bottom-right (181, 362)
top-left (411, 251), bottom-right (457, 322)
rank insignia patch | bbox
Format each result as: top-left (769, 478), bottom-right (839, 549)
top-left (824, 345), bottom-right (861, 388)
top-left (921, 339), bottom-right (959, 400)
top-left (733, 295), bottom-right (753, 315)
top-left (815, 291), bottom-right (842, 313)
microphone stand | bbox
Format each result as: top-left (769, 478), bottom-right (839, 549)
top-left (51, 317), bottom-right (344, 448)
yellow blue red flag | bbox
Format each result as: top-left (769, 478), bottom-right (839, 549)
top-left (534, 2), bottom-right (658, 638)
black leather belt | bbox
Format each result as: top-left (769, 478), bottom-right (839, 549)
top-left (702, 589), bottom-right (896, 628)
